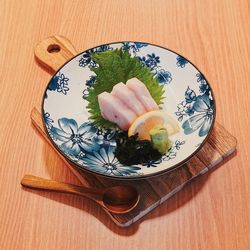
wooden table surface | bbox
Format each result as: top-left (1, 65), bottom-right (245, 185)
top-left (0, 0), bottom-right (249, 249)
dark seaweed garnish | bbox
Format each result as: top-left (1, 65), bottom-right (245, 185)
top-left (114, 132), bottom-right (162, 165)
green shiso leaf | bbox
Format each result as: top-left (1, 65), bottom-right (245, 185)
top-left (85, 48), bottom-right (165, 128)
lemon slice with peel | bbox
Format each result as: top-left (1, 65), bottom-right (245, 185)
top-left (128, 110), bottom-right (180, 140)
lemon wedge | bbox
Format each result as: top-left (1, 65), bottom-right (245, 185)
top-left (128, 110), bottom-right (180, 140)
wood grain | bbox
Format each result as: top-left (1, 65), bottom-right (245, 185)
top-left (0, 0), bottom-right (249, 249)
top-left (35, 35), bottom-right (77, 73)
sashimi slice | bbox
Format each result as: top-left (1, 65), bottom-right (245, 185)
top-left (98, 92), bottom-right (137, 130)
top-left (126, 78), bottom-right (159, 111)
top-left (111, 82), bottom-right (146, 116)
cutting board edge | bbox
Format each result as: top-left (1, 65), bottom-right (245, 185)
top-left (112, 146), bottom-right (237, 227)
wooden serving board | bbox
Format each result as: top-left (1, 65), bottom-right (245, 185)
top-left (33, 35), bottom-right (237, 227)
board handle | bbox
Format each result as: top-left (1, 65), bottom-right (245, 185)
top-left (34, 35), bottom-right (78, 74)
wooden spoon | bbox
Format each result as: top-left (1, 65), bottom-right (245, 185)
top-left (21, 175), bottom-right (140, 214)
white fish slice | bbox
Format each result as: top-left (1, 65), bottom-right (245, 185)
top-left (111, 82), bottom-right (146, 116)
top-left (126, 78), bottom-right (159, 111)
top-left (98, 92), bottom-right (137, 130)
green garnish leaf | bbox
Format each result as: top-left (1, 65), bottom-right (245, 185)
top-left (86, 48), bottom-right (165, 128)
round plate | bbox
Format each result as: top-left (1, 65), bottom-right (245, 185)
top-left (42, 42), bottom-right (215, 179)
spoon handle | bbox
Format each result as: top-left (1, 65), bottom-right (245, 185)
top-left (21, 175), bottom-right (103, 201)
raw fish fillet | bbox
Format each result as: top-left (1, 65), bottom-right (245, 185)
top-left (126, 78), bottom-right (159, 111)
top-left (111, 82), bottom-right (146, 116)
top-left (98, 92), bottom-right (137, 130)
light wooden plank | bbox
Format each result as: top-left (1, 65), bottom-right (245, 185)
top-left (1, 0), bottom-right (248, 249)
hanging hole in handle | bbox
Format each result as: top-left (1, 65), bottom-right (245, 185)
top-left (47, 44), bottom-right (61, 53)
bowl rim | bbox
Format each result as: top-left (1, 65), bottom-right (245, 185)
top-left (41, 40), bottom-right (216, 180)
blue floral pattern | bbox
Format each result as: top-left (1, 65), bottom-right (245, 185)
top-left (49, 119), bottom-right (100, 157)
top-left (143, 53), bottom-right (160, 68)
top-left (142, 140), bottom-right (185, 167)
top-left (176, 55), bottom-right (188, 68)
top-left (79, 45), bottom-right (113, 99)
top-left (46, 117), bottom-right (141, 176)
top-left (83, 75), bottom-right (96, 99)
top-left (163, 140), bottom-right (186, 161)
top-left (121, 42), bottom-right (148, 54)
top-left (182, 95), bottom-right (214, 136)
top-left (175, 74), bottom-right (214, 137)
top-left (156, 69), bottom-right (172, 85)
top-left (46, 72), bottom-right (69, 97)
top-left (138, 53), bottom-right (172, 85)
top-left (81, 146), bottom-right (141, 176)
top-left (196, 73), bottom-right (206, 83)
top-left (86, 75), bottom-right (96, 87)
top-left (79, 50), bottom-right (97, 68)
top-left (79, 45), bottom-right (112, 68)
top-left (44, 112), bottom-right (54, 129)
top-left (96, 127), bottom-right (118, 147)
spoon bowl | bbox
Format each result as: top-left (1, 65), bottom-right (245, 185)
top-left (21, 175), bottom-right (140, 214)
top-left (102, 185), bottom-right (140, 214)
